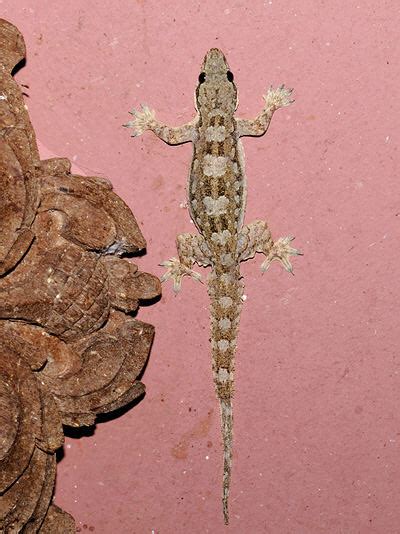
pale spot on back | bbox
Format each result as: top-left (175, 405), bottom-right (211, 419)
top-left (203, 155), bottom-right (228, 177)
top-left (221, 253), bottom-right (234, 267)
top-left (219, 296), bottom-right (233, 308)
top-left (220, 273), bottom-right (234, 284)
top-left (203, 196), bottom-right (229, 216)
top-left (208, 109), bottom-right (226, 118)
top-left (211, 229), bottom-right (232, 245)
top-left (219, 318), bottom-right (231, 331)
top-left (205, 125), bottom-right (227, 142)
top-left (217, 367), bottom-right (230, 382)
top-left (217, 339), bottom-right (230, 352)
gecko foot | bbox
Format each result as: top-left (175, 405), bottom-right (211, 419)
top-left (263, 85), bottom-right (294, 110)
top-left (124, 104), bottom-right (156, 136)
top-left (261, 236), bottom-right (301, 274)
top-left (160, 257), bottom-right (202, 293)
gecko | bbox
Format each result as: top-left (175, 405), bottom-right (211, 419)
top-left (125, 48), bottom-right (300, 525)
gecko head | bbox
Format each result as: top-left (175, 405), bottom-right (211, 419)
top-left (195, 48), bottom-right (237, 114)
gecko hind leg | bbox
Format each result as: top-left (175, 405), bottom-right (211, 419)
top-left (238, 220), bottom-right (301, 274)
top-left (161, 233), bottom-right (211, 293)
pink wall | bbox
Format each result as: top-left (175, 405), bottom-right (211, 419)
top-left (2, 2), bottom-right (399, 532)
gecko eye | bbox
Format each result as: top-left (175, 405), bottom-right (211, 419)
top-left (227, 71), bottom-right (234, 82)
top-left (198, 72), bottom-right (206, 84)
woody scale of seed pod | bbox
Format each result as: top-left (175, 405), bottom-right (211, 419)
top-left (0, 18), bottom-right (161, 533)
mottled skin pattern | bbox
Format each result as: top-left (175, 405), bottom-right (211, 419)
top-left (126, 48), bottom-right (300, 524)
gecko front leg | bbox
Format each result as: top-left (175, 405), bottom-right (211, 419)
top-left (125, 105), bottom-right (197, 145)
top-left (238, 220), bottom-right (301, 274)
top-left (161, 233), bottom-right (212, 293)
top-left (236, 85), bottom-right (293, 137)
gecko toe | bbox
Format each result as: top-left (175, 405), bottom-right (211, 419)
top-left (261, 236), bottom-right (301, 274)
top-left (160, 257), bottom-right (202, 292)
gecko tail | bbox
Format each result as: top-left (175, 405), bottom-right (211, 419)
top-left (208, 267), bottom-right (242, 524)
top-left (221, 397), bottom-right (233, 525)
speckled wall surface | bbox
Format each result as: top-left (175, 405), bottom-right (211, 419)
top-left (2, 2), bottom-right (399, 533)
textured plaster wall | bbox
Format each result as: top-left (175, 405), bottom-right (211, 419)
top-left (2, 2), bottom-right (399, 533)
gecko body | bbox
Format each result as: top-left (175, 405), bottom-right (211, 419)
top-left (126, 48), bottom-right (300, 524)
